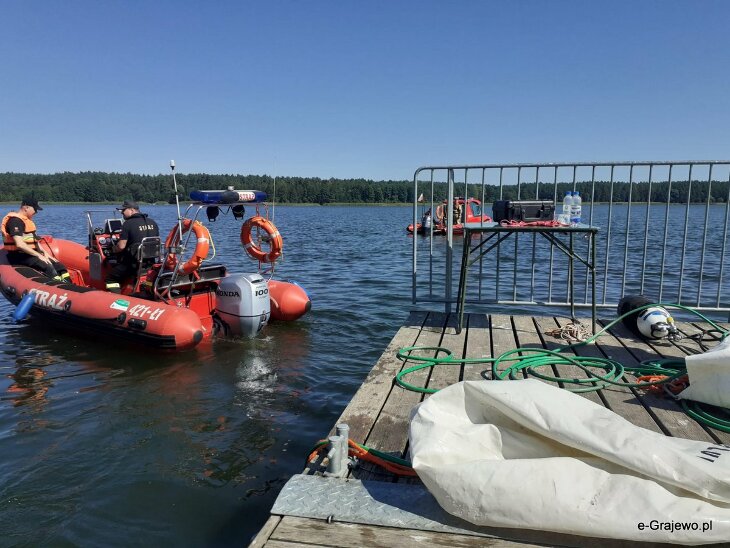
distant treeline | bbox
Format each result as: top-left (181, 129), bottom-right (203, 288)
top-left (1, 172), bottom-right (729, 204)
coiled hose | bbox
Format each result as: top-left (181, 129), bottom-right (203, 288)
top-left (395, 303), bottom-right (730, 432)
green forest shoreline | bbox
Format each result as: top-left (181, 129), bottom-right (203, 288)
top-left (1, 172), bottom-right (728, 205)
top-left (0, 200), bottom-right (407, 207)
top-left (0, 201), bottom-right (724, 208)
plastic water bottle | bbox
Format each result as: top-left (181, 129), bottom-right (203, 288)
top-left (561, 191), bottom-right (573, 224)
top-left (571, 192), bottom-right (582, 226)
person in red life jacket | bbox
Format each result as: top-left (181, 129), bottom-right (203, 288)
top-left (1, 198), bottom-right (70, 281)
top-left (105, 200), bottom-right (160, 293)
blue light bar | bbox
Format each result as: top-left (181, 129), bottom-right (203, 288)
top-left (189, 189), bottom-right (268, 204)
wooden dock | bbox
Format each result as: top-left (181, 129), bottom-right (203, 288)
top-left (250, 311), bottom-right (730, 548)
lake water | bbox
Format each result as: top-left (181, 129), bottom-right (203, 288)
top-left (1, 203), bottom-right (728, 546)
top-left (415, 202), bottom-right (730, 313)
top-left (0, 204), bottom-right (417, 546)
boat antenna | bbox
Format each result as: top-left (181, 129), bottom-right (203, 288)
top-left (170, 160), bottom-right (184, 240)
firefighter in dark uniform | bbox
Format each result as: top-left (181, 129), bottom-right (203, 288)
top-left (105, 200), bottom-right (160, 293)
top-left (1, 198), bottom-right (70, 280)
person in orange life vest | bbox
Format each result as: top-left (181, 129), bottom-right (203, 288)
top-left (105, 200), bottom-right (160, 293)
top-left (1, 198), bottom-right (70, 280)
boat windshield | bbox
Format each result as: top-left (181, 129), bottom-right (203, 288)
top-left (469, 202), bottom-right (482, 217)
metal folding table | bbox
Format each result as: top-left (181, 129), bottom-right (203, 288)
top-left (455, 222), bottom-right (599, 333)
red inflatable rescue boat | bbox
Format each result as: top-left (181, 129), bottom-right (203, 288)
top-left (0, 181), bottom-right (310, 351)
top-left (407, 197), bottom-right (491, 235)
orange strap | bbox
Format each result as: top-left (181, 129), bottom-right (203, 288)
top-left (499, 219), bottom-right (563, 227)
top-left (307, 438), bottom-right (417, 477)
top-left (637, 374), bottom-right (689, 395)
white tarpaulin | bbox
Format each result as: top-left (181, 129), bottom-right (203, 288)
top-left (409, 379), bottom-right (730, 544)
top-left (680, 336), bottom-right (730, 409)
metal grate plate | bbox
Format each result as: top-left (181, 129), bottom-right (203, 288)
top-left (270, 474), bottom-right (494, 537)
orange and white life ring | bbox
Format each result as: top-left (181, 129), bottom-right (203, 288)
top-left (165, 219), bottom-right (211, 274)
top-left (240, 216), bottom-right (282, 263)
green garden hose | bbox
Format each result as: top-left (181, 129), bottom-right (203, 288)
top-left (395, 303), bottom-right (730, 431)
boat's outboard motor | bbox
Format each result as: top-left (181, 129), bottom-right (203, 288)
top-left (617, 295), bottom-right (680, 341)
top-left (215, 273), bottom-right (270, 338)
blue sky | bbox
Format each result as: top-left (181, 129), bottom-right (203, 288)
top-left (1, 1), bottom-right (729, 181)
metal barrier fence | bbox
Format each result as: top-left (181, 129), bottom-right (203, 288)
top-left (411, 161), bottom-right (730, 319)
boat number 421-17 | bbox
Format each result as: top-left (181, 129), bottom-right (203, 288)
top-left (128, 304), bottom-right (165, 321)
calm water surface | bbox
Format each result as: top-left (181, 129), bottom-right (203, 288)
top-left (0, 205), bottom-right (417, 546)
top-left (2, 203), bottom-right (728, 546)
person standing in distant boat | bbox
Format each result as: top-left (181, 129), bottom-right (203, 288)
top-left (453, 200), bottom-right (463, 225)
top-left (105, 200), bottom-right (160, 293)
top-left (422, 208), bottom-right (432, 230)
top-left (1, 198), bottom-right (70, 281)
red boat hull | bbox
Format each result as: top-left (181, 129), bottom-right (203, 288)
top-left (406, 223), bottom-right (448, 235)
top-left (1, 233), bottom-right (308, 348)
top-left (0, 259), bottom-right (207, 351)
top-left (268, 280), bottom-right (310, 322)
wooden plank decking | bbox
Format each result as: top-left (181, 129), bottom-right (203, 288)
top-left (250, 311), bottom-right (730, 548)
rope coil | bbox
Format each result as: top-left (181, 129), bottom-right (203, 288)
top-left (544, 322), bottom-right (591, 342)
